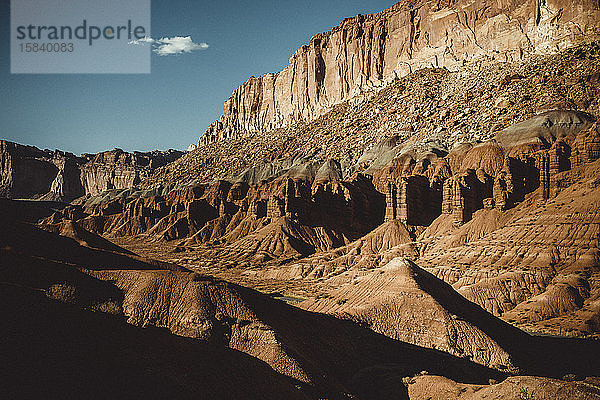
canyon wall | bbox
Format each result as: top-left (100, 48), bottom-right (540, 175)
top-left (199, 0), bottom-right (600, 145)
top-left (44, 112), bottom-right (600, 265)
top-left (0, 140), bottom-right (184, 201)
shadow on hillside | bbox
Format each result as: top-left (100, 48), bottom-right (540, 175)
top-left (0, 216), bottom-right (185, 272)
top-left (231, 282), bottom-right (507, 399)
top-left (412, 262), bottom-right (600, 378)
top-left (0, 285), bottom-right (308, 400)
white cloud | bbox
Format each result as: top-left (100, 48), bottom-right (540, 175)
top-left (129, 36), bottom-right (209, 56)
top-left (154, 36), bottom-right (209, 56)
top-left (128, 36), bottom-right (155, 45)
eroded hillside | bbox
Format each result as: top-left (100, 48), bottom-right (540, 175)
top-left (4, 1), bottom-right (600, 399)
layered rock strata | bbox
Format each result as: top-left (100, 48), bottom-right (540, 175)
top-left (44, 111), bottom-right (599, 262)
top-left (200, 0), bottom-right (600, 145)
top-left (44, 163), bottom-right (385, 261)
top-left (0, 141), bottom-right (184, 201)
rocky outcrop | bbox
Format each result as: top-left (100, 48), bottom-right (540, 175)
top-left (44, 160), bottom-right (385, 262)
top-left (530, 119), bottom-right (600, 200)
top-left (378, 111), bottom-right (596, 228)
top-left (0, 140), bottom-right (65, 199)
top-left (0, 140), bottom-right (184, 201)
top-left (417, 157), bottom-right (600, 336)
top-left (79, 149), bottom-right (184, 196)
top-left (442, 172), bottom-right (479, 226)
top-left (151, 41), bottom-right (600, 188)
top-left (200, 0), bottom-right (600, 145)
top-left (572, 121), bottom-right (600, 167)
top-left (44, 111), bottom-right (599, 266)
top-left (38, 109), bottom-right (600, 345)
top-left (302, 258), bottom-right (526, 372)
top-left (385, 175), bottom-right (439, 226)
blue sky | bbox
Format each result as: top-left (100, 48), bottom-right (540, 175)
top-left (1, 0), bottom-right (396, 154)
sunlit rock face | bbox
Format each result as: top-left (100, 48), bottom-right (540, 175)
top-left (200, 0), bottom-right (600, 145)
top-left (0, 140), bottom-right (184, 201)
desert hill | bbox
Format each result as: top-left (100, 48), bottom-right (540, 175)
top-left (4, 0), bottom-right (600, 398)
top-left (1, 204), bottom-right (510, 399)
top-left (0, 285), bottom-right (308, 400)
top-left (3, 203), bottom-right (600, 399)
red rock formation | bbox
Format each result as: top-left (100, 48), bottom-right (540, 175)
top-left (492, 174), bottom-right (509, 210)
top-left (536, 151), bottom-right (551, 200)
top-left (0, 140), bottom-right (62, 199)
top-left (572, 122), bottom-right (600, 166)
top-left (385, 175), bottom-right (439, 226)
top-left (442, 171), bottom-right (485, 226)
top-left (80, 148), bottom-right (185, 196)
top-left (45, 167), bottom-right (385, 261)
top-left (534, 139), bottom-right (570, 200)
top-left (408, 375), bottom-right (600, 400)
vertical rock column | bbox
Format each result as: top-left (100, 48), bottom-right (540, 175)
top-left (267, 197), bottom-right (284, 218)
top-left (442, 175), bottom-right (476, 226)
top-left (384, 178), bottom-right (412, 225)
top-left (384, 175), bottom-right (439, 226)
top-left (493, 175), bottom-right (509, 210)
top-left (536, 152), bottom-right (551, 201)
top-left (284, 179), bottom-right (296, 219)
top-left (398, 179), bottom-right (409, 225)
top-left (572, 126), bottom-right (600, 166)
top-left (385, 181), bottom-right (399, 222)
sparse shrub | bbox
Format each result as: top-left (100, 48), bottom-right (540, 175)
top-left (96, 299), bottom-right (122, 315)
top-left (46, 283), bottom-right (78, 304)
top-left (401, 376), bottom-right (414, 387)
top-left (562, 373), bottom-right (577, 382)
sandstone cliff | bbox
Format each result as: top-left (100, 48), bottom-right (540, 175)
top-left (0, 141), bottom-right (184, 201)
top-left (79, 148), bottom-right (185, 196)
top-left (200, 0), bottom-right (600, 145)
top-left (154, 39), bottom-right (600, 188)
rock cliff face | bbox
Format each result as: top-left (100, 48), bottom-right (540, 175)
top-left (44, 110), bottom-right (599, 281)
top-left (7, 0), bottom-right (600, 396)
top-left (200, 0), bottom-right (600, 145)
top-left (79, 149), bottom-right (185, 196)
top-left (0, 141), bottom-right (184, 201)
top-left (0, 141), bottom-right (65, 199)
